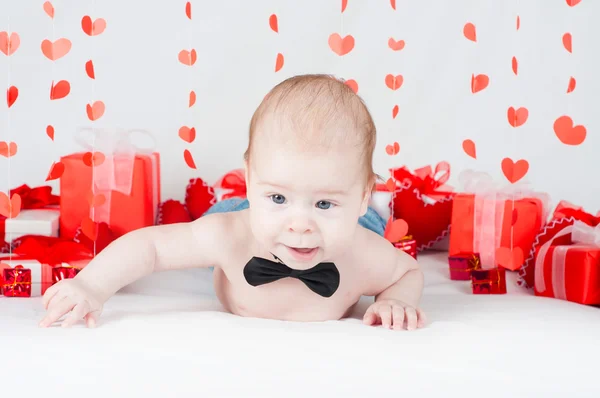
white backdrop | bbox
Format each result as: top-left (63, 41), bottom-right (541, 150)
top-left (0, 0), bottom-right (597, 213)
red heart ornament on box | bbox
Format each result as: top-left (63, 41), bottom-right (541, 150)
top-left (185, 177), bottom-right (216, 220)
top-left (496, 246), bottom-right (524, 271)
top-left (157, 200), bottom-right (192, 225)
top-left (74, 219), bottom-right (116, 254)
top-left (391, 188), bottom-right (453, 251)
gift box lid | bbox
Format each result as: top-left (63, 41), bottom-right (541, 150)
top-left (4, 209), bottom-right (60, 236)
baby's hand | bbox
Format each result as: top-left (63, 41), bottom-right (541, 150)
top-left (38, 278), bottom-right (104, 328)
top-left (362, 299), bottom-right (427, 331)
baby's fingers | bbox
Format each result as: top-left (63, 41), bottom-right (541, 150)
top-left (417, 308), bottom-right (427, 328)
top-left (392, 305), bottom-right (405, 330)
top-left (39, 296), bottom-right (75, 328)
top-left (405, 307), bottom-right (418, 331)
top-left (61, 302), bottom-right (90, 328)
top-left (378, 305), bottom-right (392, 329)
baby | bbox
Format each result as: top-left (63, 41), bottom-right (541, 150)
top-left (39, 74), bottom-right (426, 331)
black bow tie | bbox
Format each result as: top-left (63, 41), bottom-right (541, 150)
top-left (243, 254), bottom-right (340, 298)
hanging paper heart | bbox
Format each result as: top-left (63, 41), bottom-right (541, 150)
top-left (189, 91), bottom-right (196, 107)
top-left (7, 86), bottom-right (18, 108)
top-left (50, 80), bottom-right (70, 100)
top-left (46, 125), bottom-right (55, 140)
top-left (269, 14), bottom-right (278, 32)
top-left (86, 60), bottom-right (95, 79)
top-left (384, 218), bottom-right (409, 243)
top-left (82, 151), bottom-right (105, 167)
top-left (471, 74), bottom-right (489, 93)
top-left (344, 79), bottom-right (358, 93)
top-left (178, 49), bottom-right (197, 66)
top-left (0, 192), bottom-right (21, 218)
top-left (463, 23), bottom-right (476, 42)
top-left (562, 33), bottom-right (572, 53)
top-left (45, 161), bottom-right (65, 181)
top-left (507, 106), bottom-right (528, 127)
top-left (41, 38), bottom-right (71, 61)
top-left (185, 2), bottom-right (192, 19)
top-left (81, 16), bottom-right (107, 36)
top-left (385, 74), bottom-right (403, 90)
top-left (43, 1), bottom-right (54, 18)
top-left (328, 33), bottom-right (354, 56)
top-left (388, 38), bottom-right (405, 51)
top-left (185, 177), bottom-right (216, 220)
top-left (0, 141), bottom-right (17, 158)
top-left (462, 139), bottom-right (476, 159)
top-left (392, 105), bottom-right (399, 119)
top-left (385, 142), bottom-right (400, 155)
top-left (501, 157), bottom-right (529, 183)
top-left (0, 31), bottom-right (20, 56)
top-left (275, 53), bottom-right (284, 72)
top-left (496, 246), bottom-right (524, 271)
top-left (553, 115), bottom-right (586, 146)
top-left (567, 77), bottom-right (576, 93)
top-left (183, 149), bottom-right (196, 169)
top-left (178, 126), bottom-right (196, 143)
top-left (86, 101), bottom-right (105, 121)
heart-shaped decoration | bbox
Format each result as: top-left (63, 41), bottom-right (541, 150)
top-left (342, 0), bottom-right (348, 12)
top-left (344, 79), bottom-right (358, 93)
top-left (385, 178), bottom-right (396, 193)
top-left (186, 2), bottom-right (192, 19)
top-left (179, 126), bottom-right (196, 143)
top-left (178, 49), bottom-right (197, 66)
top-left (86, 60), bottom-right (95, 79)
top-left (388, 38), bottom-right (405, 51)
top-left (501, 157), bottom-right (529, 183)
top-left (184, 149), bottom-right (196, 169)
top-left (81, 16), bottom-right (107, 36)
top-left (269, 14), bottom-right (278, 32)
top-left (392, 105), bottom-right (399, 119)
top-left (46, 125), bottom-right (55, 140)
top-left (50, 80), bottom-right (70, 100)
top-left (82, 151), bottom-right (105, 167)
top-left (0, 31), bottom-right (20, 56)
top-left (563, 33), bottom-right (572, 53)
top-left (86, 101), bottom-right (105, 121)
top-left (462, 139), bottom-right (476, 159)
top-left (41, 38), bottom-right (71, 61)
top-left (496, 246), bottom-right (524, 271)
top-left (553, 115), bottom-right (586, 146)
top-left (516, 16), bottom-right (520, 30)
top-left (157, 200), bottom-right (192, 225)
top-left (328, 33), bottom-right (354, 56)
top-left (512, 57), bottom-right (518, 75)
top-left (567, 0), bottom-right (581, 6)
top-left (471, 74), bottom-right (489, 93)
top-left (81, 217), bottom-right (98, 241)
top-left (189, 90), bottom-right (196, 107)
top-left (567, 76), bottom-right (576, 93)
top-left (7, 86), bottom-right (18, 108)
top-left (87, 192), bottom-right (106, 208)
top-left (43, 1), bottom-right (54, 18)
top-left (507, 106), bottom-right (528, 127)
top-left (385, 142), bottom-right (400, 155)
top-left (0, 141), bottom-right (17, 158)
top-left (385, 74), bottom-right (403, 90)
top-left (45, 161), bottom-right (64, 181)
top-left (463, 22), bottom-right (476, 42)
top-left (185, 177), bottom-right (216, 220)
top-left (0, 192), bottom-right (21, 218)
top-left (275, 53), bottom-right (284, 72)
top-left (384, 218), bottom-right (409, 243)
top-left (512, 208), bottom-right (518, 226)
top-left (390, 0), bottom-right (396, 10)
top-left (392, 188), bottom-right (453, 251)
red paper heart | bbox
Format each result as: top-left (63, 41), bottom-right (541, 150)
top-left (46, 125), bottom-right (55, 140)
top-left (178, 49), bottom-right (197, 66)
top-left (384, 218), bottom-right (409, 243)
top-left (512, 57), bottom-right (518, 75)
top-left (496, 246), bottom-right (524, 271)
top-left (7, 86), bottom-right (18, 108)
top-left (388, 38), bottom-right (405, 51)
top-left (0, 32), bottom-right (20, 56)
top-left (567, 77), bottom-right (576, 93)
top-left (275, 53), bottom-right (284, 72)
top-left (392, 105), bottom-right (399, 119)
top-left (392, 188), bottom-right (453, 251)
top-left (385, 74), bottom-right (403, 90)
top-left (86, 192), bottom-right (106, 208)
top-left (185, 178), bottom-right (216, 220)
top-left (41, 38), bottom-right (71, 61)
top-left (344, 79), bottom-right (358, 93)
top-left (157, 200), bottom-right (192, 225)
top-left (189, 91), bottom-right (196, 107)
top-left (567, 0), bottom-right (581, 6)
top-left (0, 192), bottom-right (21, 218)
top-left (501, 157), bottom-right (529, 183)
top-left (342, 0), bottom-right (348, 12)
top-left (86, 60), bottom-right (95, 79)
top-left (385, 142), bottom-right (400, 155)
top-left (463, 23), bottom-right (476, 42)
top-left (553, 115), bottom-right (586, 146)
top-left (269, 14), bottom-right (278, 32)
top-left (563, 33), bottom-right (572, 53)
top-left (50, 80), bottom-right (70, 100)
top-left (186, 2), bottom-right (192, 19)
top-left (507, 106), bottom-right (528, 127)
top-left (81, 16), bottom-right (106, 36)
top-left (462, 139), bottom-right (476, 159)
top-left (179, 126), bottom-right (196, 143)
top-left (75, 220), bottom-right (116, 253)
top-left (0, 141), bottom-right (17, 158)
top-left (86, 101), bottom-right (105, 121)
top-left (83, 151), bottom-right (105, 167)
top-left (183, 149), bottom-right (196, 169)
top-left (328, 33), bottom-right (354, 56)
top-left (512, 208), bottom-right (518, 226)
top-left (385, 178), bottom-right (396, 193)
top-left (45, 161), bottom-right (64, 181)
top-left (471, 74), bottom-right (488, 93)
top-left (43, 1), bottom-right (54, 18)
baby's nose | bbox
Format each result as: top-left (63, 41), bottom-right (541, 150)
top-left (288, 217), bottom-right (314, 234)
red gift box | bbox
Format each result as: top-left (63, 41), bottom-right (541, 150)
top-left (471, 267), bottom-right (507, 294)
top-left (394, 236), bottom-right (417, 259)
top-left (518, 201), bottom-right (600, 289)
top-left (59, 129), bottom-right (161, 240)
top-left (448, 171), bottom-right (549, 270)
top-left (2, 266), bottom-right (32, 297)
top-left (448, 252), bottom-right (481, 280)
top-left (389, 162), bottom-right (454, 252)
top-left (533, 220), bottom-right (600, 305)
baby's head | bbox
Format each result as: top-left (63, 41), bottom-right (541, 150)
top-left (244, 74), bottom-right (377, 267)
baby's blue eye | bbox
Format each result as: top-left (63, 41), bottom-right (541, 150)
top-left (316, 200), bottom-right (332, 210)
top-left (270, 194), bottom-right (286, 204)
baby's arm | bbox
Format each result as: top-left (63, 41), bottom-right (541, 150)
top-left (359, 230), bottom-right (425, 330)
top-left (39, 213), bottom-right (229, 328)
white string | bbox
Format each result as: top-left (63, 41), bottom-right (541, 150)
top-left (6, 14), bottom-right (12, 257)
top-left (90, 0), bottom-right (97, 256)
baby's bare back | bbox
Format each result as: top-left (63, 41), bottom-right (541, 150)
top-left (210, 210), bottom-right (382, 322)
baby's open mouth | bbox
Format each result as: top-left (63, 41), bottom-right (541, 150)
top-left (286, 246), bottom-right (319, 261)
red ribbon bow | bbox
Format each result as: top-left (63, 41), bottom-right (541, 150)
top-left (10, 184), bottom-right (60, 210)
top-left (6, 235), bottom-right (94, 267)
top-left (390, 161), bottom-right (453, 200)
top-left (215, 169), bottom-right (247, 200)
top-left (553, 200), bottom-right (600, 227)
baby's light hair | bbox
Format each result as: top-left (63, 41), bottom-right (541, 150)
top-left (244, 74), bottom-right (377, 189)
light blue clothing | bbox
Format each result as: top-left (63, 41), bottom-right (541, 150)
top-left (204, 198), bottom-right (386, 237)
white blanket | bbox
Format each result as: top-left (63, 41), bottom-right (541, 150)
top-left (2, 252), bottom-right (599, 397)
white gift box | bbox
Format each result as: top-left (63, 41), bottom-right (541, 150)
top-left (0, 258), bottom-right (54, 297)
top-left (3, 209), bottom-right (59, 243)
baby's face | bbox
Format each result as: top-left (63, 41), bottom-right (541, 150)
top-left (245, 135), bottom-right (370, 269)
